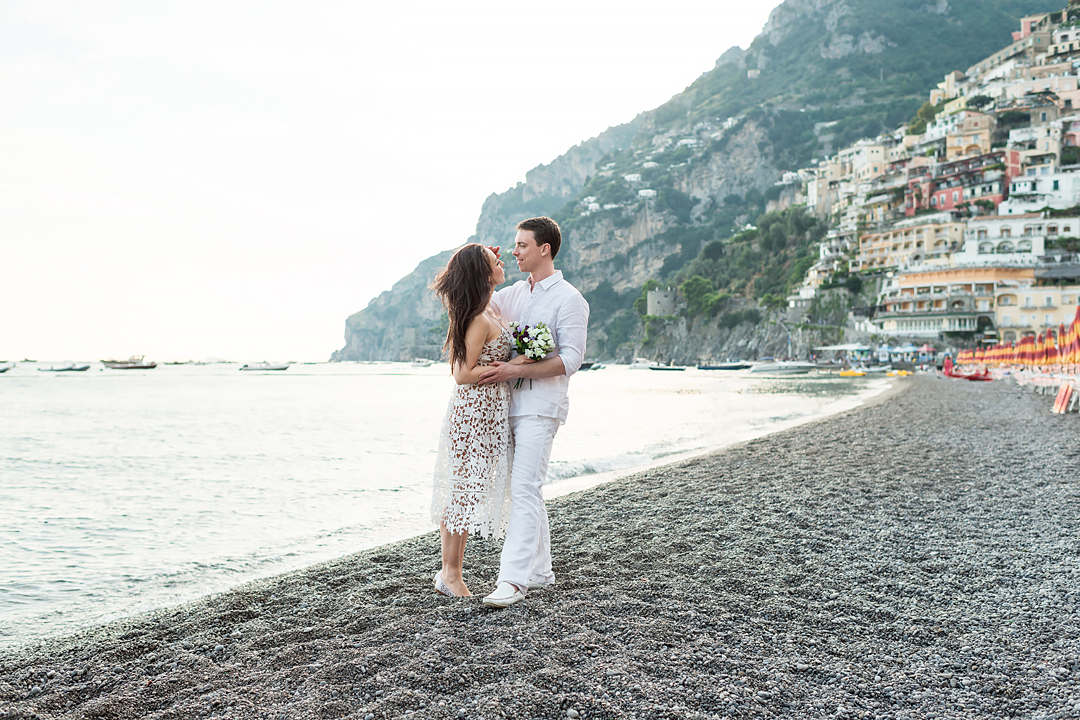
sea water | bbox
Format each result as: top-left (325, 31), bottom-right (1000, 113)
top-left (0, 362), bottom-right (889, 649)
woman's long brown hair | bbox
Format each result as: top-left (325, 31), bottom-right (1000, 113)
top-left (432, 243), bottom-right (493, 367)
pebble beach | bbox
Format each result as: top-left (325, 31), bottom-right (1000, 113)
top-left (2, 376), bottom-right (1079, 719)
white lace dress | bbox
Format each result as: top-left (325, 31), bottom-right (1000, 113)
top-left (430, 328), bottom-right (513, 539)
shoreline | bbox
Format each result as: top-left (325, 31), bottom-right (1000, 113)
top-left (547, 375), bottom-right (897, 498)
top-left (1, 371), bottom-right (893, 655)
top-left (4, 376), bottom-right (1078, 719)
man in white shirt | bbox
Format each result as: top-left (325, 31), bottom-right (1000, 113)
top-left (477, 216), bottom-right (589, 608)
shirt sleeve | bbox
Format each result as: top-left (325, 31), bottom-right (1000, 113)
top-left (555, 292), bottom-right (590, 376)
top-left (490, 286), bottom-right (510, 316)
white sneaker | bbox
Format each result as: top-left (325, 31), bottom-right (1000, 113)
top-left (482, 581), bottom-right (527, 608)
top-left (527, 574), bottom-right (555, 591)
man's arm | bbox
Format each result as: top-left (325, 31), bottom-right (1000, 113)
top-left (477, 293), bottom-right (589, 384)
top-left (552, 292), bottom-right (589, 376)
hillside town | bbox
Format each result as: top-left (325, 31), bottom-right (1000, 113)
top-left (789, 1), bottom-right (1080, 350)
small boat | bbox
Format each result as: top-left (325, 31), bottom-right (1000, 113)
top-left (410, 358), bottom-right (434, 367)
top-left (628, 358), bottom-right (653, 370)
top-left (886, 369), bottom-right (912, 377)
top-left (38, 363), bottom-right (91, 372)
top-left (749, 361), bottom-right (816, 375)
top-left (239, 362), bottom-right (290, 371)
top-left (0, 362), bottom-right (12, 373)
top-left (698, 362), bottom-right (752, 370)
top-left (649, 364), bottom-right (686, 371)
top-left (588, 362), bottom-right (606, 371)
top-left (579, 361), bottom-right (594, 371)
top-left (838, 369), bottom-right (866, 377)
top-left (942, 357), bottom-right (991, 382)
top-left (862, 365), bottom-right (892, 374)
top-left (102, 355), bottom-right (157, 370)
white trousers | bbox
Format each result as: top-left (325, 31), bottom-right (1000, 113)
top-left (497, 414), bottom-right (560, 589)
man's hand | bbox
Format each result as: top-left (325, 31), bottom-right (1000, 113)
top-left (477, 360), bottom-right (520, 384)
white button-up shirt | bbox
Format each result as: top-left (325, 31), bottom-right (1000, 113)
top-left (492, 270), bottom-right (589, 423)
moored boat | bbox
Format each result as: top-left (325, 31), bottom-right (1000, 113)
top-left (102, 355), bottom-right (157, 370)
top-left (628, 358), bottom-right (652, 370)
top-left (648, 364), bottom-right (686, 371)
top-left (749, 361), bottom-right (816, 375)
top-left (410, 358), bottom-right (434, 367)
top-left (239, 362), bottom-right (291, 371)
top-left (698, 362), bottom-right (752, 370)
top-left (38, 363), bottom-right (91, 372)
top-left (0, 362), bottom-right (12, 373)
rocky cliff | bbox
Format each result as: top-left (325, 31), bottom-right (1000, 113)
top-left (333, 0), bottom-right (1047, 362)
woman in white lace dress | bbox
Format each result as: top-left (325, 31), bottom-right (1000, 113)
top-left (430, 243), bottom-right (528, 597)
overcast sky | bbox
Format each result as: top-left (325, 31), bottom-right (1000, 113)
top-left (2, 1), bottom-right (781, 361)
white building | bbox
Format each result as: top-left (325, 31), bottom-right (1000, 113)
top-left (998, 171), bottom-right (1080, 213)
top-left (623, 173), bottom-right (641, 183)
top-left (955, 214), bottom-right (1048, 264)
top-left (637, 188), bottom-right (657, 199)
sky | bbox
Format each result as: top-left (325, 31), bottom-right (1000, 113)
top-left (1, 1), bottom-right (781, 362)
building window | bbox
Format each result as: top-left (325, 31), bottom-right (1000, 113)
top-left (1054, 180), bottom-right (1060, 191)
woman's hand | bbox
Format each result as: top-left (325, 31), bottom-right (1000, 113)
top-left (509, 355), bottom-right (536, 366)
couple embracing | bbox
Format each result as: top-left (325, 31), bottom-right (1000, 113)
top-left (430, 216), bottom-right (589, 608)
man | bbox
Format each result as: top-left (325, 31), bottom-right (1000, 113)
top-left (477, 216), bottom-right (589, 608)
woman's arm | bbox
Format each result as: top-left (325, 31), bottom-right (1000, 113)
top-left (451, 317), bottom-right (496, 385)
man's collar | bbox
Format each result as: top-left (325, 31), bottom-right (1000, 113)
top-left (528, 270), bottom-right (563, 292)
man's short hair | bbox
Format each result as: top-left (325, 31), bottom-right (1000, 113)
top-left (517, 216), bottom-right (562, 259)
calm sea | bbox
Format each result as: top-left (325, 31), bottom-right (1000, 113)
top-left (0, 362), bottom-right (889, 650)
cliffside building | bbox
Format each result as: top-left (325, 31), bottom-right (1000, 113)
top-left (646, 288), bottom-right (677, 316)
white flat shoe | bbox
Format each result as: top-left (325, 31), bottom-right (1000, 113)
top-left (433, 571), bottom-right (454, 597)
top-left (482, 581), bottom-right (527, 608)
top-left (527, 574), bottom-right (555, 591)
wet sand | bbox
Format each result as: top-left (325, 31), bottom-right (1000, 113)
top-left (3, 376), bottom-right (1079, 719)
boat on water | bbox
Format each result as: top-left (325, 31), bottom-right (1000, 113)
top-left (587, 362), bottom-right (606, 371)
top-left (838, 369), bottom-right (866, 377)
top-left (579, 361), bottom-right (594, 371)
top-left (410, 358), bottom-right (434, 367)
top-left (886, 369), bottom-right (912, 377)
top-left (239, 362), bottom-right (291, 371)
top-left (38, 363), bottom-right (91, 372)
top-left (102, 355), bottom-right (157, 370)
top-left (0, 362), bottom-right (12, 373)
top-left (698, 362), bottom-right (752, 370)
top-left (628, 358), bottom-right (653, 370)
top-left (648, 364), bottom-right (686, 371)
top-left (749, 361), bottom-right (816, 375)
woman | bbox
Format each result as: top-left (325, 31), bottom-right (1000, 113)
top-left (430, 243), bottom-right (527, 597)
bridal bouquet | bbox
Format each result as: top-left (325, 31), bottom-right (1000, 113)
top-left (508, 321), bottom-right (555, 389)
